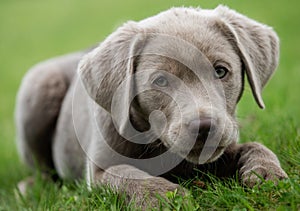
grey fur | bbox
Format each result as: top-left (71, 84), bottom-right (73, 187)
top-left (15, 6), bottom-right (287, 207)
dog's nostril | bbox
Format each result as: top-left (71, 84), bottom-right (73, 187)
top-left (188, 118), bottom-right (212, 136)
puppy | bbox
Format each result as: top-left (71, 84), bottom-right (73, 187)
top-left (15, 5), bottom-right (287, 207)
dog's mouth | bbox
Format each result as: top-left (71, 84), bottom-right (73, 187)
top-left (185, 130), bottom-right (228, 163)
top-left (190, 145), bottom-right (226, 154)
top-left (160, 117), bottom-right (237, 164)
top-left (186, 145), bottom-right (226, 164)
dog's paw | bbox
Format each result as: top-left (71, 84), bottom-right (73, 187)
top-left (133, 177), bottom-right (188, 209)
top-left (240, 161), bottom-right (288, 187)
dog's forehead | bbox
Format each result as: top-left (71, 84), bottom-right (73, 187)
top-left (137, 55), bottom-right (189, 77)
top-left (139, 7), bottom-right (220, 44)
top-left (139, 8), bottom-right (238, 70)
top-left (137, 35), bottom-right (236, 80)
top-left (137, 55), bottom-right (211, 86)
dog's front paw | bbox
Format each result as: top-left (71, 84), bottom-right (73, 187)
top-left (237, 142), bottom-right (288, 187)
top-left (133, 177), bottom-right (187, 209)
top-left (240, 161), bottom-right (288, 187)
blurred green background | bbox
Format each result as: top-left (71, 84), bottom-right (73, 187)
top-left (0, 0), bottom-right (299, 206)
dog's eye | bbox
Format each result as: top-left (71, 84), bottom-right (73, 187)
top-left (153, 75), bottom-right (169, 87)
top-left (214, 66), bottom-right (228, 79)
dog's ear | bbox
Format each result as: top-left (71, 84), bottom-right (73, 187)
top-left (78, 22), bottom-right (144, 113)
top-left (215, 5), bottom-right (279, 109)
top-left (78, 22), bottom-right (149, 139)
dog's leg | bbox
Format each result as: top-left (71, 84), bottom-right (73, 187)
top-left (214, 143), bottom-right (288, 187)
top-left (236, 142), bottom-right (288, 186)
top-left (15, 52), bottom-right (84, 171)
top-left (16, 65), bottom-right (67, 170)
top-left (87, 162), bottom-right (183, 208)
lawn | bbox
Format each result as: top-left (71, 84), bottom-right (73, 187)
top-left (0, 0), bottom-right (299, 210)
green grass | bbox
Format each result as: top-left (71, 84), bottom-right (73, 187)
top-left (0, 0), bottom-right (299, 210)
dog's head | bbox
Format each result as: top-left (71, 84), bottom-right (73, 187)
top-left (78, 6), bottom-right (279, 164)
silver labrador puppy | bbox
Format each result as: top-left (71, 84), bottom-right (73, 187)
top-left (16, 6), bottom-right (287, 206)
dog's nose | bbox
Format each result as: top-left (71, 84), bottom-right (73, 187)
top-left (188, 118), bottom-right (214, 141)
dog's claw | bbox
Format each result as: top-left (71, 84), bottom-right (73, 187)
top-left (240, 163), bottom-right (288, 187)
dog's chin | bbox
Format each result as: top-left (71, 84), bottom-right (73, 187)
top-left (184, 146), bottom-right (226, 164)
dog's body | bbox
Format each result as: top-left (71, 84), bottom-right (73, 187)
top-left (15, 6), bottom-right (287, 206)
